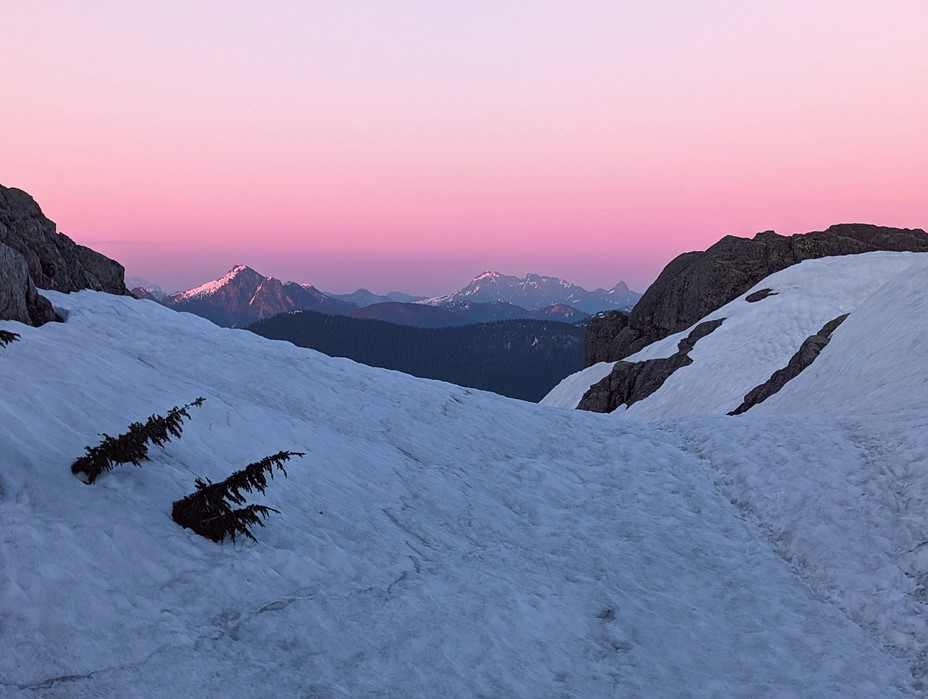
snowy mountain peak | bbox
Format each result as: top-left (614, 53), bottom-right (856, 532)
top-left (174, 264), bottom-right (260, 301)
top-left (162, 266), bottom-right (355, 327)
top-left (608, 281), bottom-right (631, 294)
top-left (422, 271), bottom-right (641, 313)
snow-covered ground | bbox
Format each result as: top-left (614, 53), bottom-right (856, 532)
top-left (1, 276), bottom-right (924, 696)
top-left (538, 360), bottom-right (615, 410)
top-left (538, 251), bottom-right (928, 692)
top-left (541, 252), bottom-right (926, 416)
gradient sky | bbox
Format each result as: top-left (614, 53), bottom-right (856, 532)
top-left (2, 1), bottom-right (926, 295)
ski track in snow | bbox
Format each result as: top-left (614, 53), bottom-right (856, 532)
top-left (0, 283), bottom-right (922, 697)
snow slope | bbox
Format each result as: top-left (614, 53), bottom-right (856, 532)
top-left (0, 290), bottom-right (918, 697)
top-left (541, 252), bottom-right (926, 415)
top-left (539, 251), bottom-right (928, 690)
top-left (539, 360), bottom-right (615, 409)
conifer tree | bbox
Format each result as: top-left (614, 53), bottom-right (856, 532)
top-left (172, 451), bottom-right (304, 543)
top-left (71, 398), bottom-right (205, 483)
top-left (0, 330), bottom-right (20, 347)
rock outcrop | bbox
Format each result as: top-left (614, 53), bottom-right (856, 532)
top-left (729, 313), bottom-right (849, 415)
top-left (587, 224), bottom-right (928, 364)
top-left (0, 243), bottom-right (56, 325)
top-left (584, 310), bottom-right (629, 366)
top-left (578, 318), bottom-right (724, 413)
top-left (0, 184), bottom-right (129, 325)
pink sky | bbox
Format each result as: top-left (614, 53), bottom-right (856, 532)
top-left (2, 1), bottom-right (926, 295)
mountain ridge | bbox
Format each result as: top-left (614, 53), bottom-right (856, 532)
top-left (154, 265), bottom-right (624, 328)
top-left (585, 223), bottom-right (928, 363)
top-left (160, 264), bottom-right (355, 327)
top-left (421, 270), bottom-right (640, 313)
top-left (325, 288), bottom-right (426, 307)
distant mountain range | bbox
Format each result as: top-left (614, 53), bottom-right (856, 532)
top-left (126, 277), bottom-right (166, 300)
top-left (157, 265), bottom-right (354, 328)
top-left (422, 271), bottom-right (640, 314)
top-left (139, 265), bottom-right (638, 328)
top-left (325, 288), bottom-right (425, 306)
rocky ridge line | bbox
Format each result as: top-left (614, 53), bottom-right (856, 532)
top-left (584, 224), bottom-right (928, 366)
top-left (0, 184), bottom-right (128, 326)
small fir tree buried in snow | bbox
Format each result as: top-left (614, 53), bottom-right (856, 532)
top-left (172, 451), bottom-right (304, 543)
top-left (0, 330), bottom-right (20, 347)
top-left (71, 397), bottom-right (205, 483)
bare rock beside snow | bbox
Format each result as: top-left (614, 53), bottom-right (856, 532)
top-left (590, 223), bottom-right (928, 364)
top-left (578, 317), bottom-right (724, 413)
top-left (729, 312), bottom-right (849, 415)
top-left (0, 242), bottom-right (56, 325)
top-left (0, 184), bottom-right (129, 325)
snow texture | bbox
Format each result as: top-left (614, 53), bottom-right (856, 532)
top-left (541, 252), bottom-right (925, 414)
top-left (0, 272), bottom-right (923, 696)
top-left (541, 251), bottom-right (928, 692)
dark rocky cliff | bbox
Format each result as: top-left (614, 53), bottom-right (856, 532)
top-left (584, 310), bottom-right (629, 366)
top-left (0, 184), bottom-right (129, 325)
top-left (585, 224), bottom-right (928, 365)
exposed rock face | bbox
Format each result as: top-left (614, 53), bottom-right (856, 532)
top-left (0, 184), bottom-right (129, 325)
top-left (0, 243), bottom-right (54, 324)
top-left (595, 224), bottom-right (928, 363)
top-left (584, 310), bottom-right (629, 366)
top-left (578, 318), bottom-right (724, 413)
top-left (729, 314), bottom-right (849, 415)
top-left (74, 243), bottom-right (127, 294)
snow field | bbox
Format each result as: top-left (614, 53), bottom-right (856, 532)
top-left (542, 252), bottom-right (925, 416)
top-left (0, 290), bottom-right (916, 696)
top-left (542, 251), bottom-right (928, 690)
